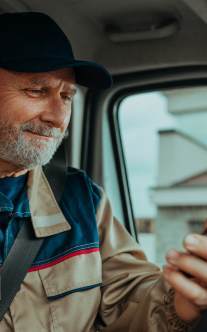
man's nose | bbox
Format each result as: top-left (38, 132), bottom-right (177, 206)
top-left (39, 97), bottom-right (70, 130)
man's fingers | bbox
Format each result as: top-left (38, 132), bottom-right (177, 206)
top-left (163, 233), bottom-right (207, 323)
top-left (183, 234), bottom-right (207, 260)
top-left (163, 266), bottom-right (207, 308)
top-left (166, 249), bottom-right (207, 283)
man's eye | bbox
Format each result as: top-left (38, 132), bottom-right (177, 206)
top-left (24, 89), bottom-right (42, 97)
top-left (61, 95), bottom-right (72, 101)
top-left (31, 90), bottom-right (41, 93)
top-left (24, 89), bottom-right (41, 94)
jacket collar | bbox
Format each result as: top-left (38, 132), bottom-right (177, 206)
top-left (27, 166), bottom-right (71, 238)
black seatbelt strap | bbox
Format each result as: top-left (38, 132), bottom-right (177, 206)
top-left (0, 218), bottom-right (44, 319)
top-left (0, 140), bottom-right (67, 321)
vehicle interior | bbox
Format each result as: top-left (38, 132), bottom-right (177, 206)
top-left (2, 0), bottom-right (207, 330)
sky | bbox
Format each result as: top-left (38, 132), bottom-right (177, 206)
top-left (119, 92), bottom-right (178, 218)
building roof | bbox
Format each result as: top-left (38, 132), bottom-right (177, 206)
top-left (157, 129), bottom-right (207, 187)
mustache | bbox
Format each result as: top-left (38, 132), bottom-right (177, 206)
top-left (20, 122), bottom-right (63, 139)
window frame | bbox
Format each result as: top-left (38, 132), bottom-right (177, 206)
top-left (81, 66), bottom-right (207, 242)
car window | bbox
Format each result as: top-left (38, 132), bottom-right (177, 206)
top-left (119, 87), bottom-right (207, 268)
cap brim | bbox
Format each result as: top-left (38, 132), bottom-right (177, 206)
top-left (0, 57), bottom-right (113, 90)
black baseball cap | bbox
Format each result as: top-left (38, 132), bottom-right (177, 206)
top-left (0, 12), bottom-right (113, 90)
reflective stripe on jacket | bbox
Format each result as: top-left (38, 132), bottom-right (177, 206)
top-left (0, 166), bottom-right (190, 332)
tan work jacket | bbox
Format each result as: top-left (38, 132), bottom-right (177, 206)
top-left (0, 167), bottom-right (190, 332)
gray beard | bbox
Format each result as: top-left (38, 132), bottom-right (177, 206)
top-left (0, 121), bottom-right (64, 170)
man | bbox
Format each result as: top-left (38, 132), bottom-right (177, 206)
top-left (0, 11), bottom-right (206, 332)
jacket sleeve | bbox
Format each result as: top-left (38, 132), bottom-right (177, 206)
top-left (95, 187), bottom-right (191, 332)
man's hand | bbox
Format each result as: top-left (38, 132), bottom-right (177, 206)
top-left (163, 233), bottom-right (207, 325)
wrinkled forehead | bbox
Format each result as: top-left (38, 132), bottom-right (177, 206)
top-left (0, 67), bottom-right (76, 91)
top-left (22, 68), bottom-right (75, 86)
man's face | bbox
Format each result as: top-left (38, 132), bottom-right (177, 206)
top-left (0, 67), bottom-right (76, 170)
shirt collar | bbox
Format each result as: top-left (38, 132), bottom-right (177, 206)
top-left (0, 182), bottom-right (30, 219)
top-left (0, 192), bottom-right (13, 212)
top-left (27, 166), bottom-right (71, 238)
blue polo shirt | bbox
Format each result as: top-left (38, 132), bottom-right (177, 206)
top-left (0, 173), bottom-right (30, 263)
